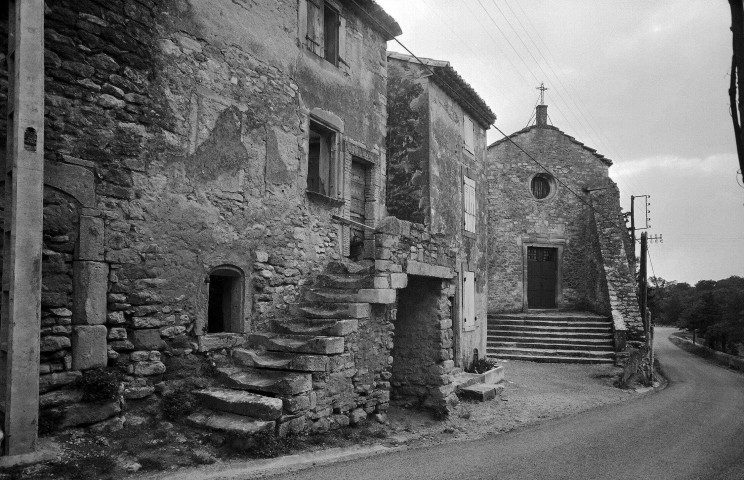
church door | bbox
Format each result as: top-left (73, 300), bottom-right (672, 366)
top-left (527, 247), bottom-right (557, 309)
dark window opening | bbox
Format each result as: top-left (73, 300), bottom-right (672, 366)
top-left (308, 121), bottom-right (336, 197)
top-left (23, 127), bottom-right (37, 152)
top-left (531, 175), bottom-right (551, 199)
top-left (323, 4), bottom-right (340, 66)
top-left (207, 266), bottom-right (243, 334)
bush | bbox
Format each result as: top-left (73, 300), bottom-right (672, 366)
top-left (79, 368), bottom-right (122, 402)
top-left (160, 389), bottom-right (199, 421)
top-left (467, 357), bottom-right (498, 374)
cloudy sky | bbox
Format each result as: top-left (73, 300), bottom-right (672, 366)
top-left (376, 0), bottom-right (744, 285)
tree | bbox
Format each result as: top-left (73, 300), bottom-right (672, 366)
top-left (728, 0), bottom-right (744, 178)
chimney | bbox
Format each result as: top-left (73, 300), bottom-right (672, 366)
top-left (536, 104), bottom-right (548, 127)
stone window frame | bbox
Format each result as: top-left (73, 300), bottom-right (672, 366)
top-left (206, 264), bottom-right (246, 334)
top-left (305, 109), bottom-right (345, 206)
top-left (528, 172), bottom-right (558, 202)
top-left (520, 238), bottom-right (565, 312)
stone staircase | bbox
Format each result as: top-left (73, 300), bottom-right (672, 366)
top-left (188, 260), bottom-right (396, 436)
top-left (486, 311), bottom-right (615, 364)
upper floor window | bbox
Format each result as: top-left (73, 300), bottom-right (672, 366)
top-left (307, 119), bottom-right (341, 198)
top-left (307, 0), bottom-right (341, 66)
top-left (463, 115), bottom-right (475, 153)
top-left (463, 175), bottom-right (476, 233)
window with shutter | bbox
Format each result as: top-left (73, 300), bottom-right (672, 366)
top-left (305, 0), bottom-right (342, 66)
top-left (463, 115), bottom-right (475, 153)
top-left (464, 175), bottom-right (476, 233)
top-left (307, 119), bottom-right (342, 200)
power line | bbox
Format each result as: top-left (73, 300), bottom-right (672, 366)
top-left (350, 0), bottom-right (637, 243)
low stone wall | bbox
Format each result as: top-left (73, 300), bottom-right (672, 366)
top-left (669, 335), bottom-right (744, 373)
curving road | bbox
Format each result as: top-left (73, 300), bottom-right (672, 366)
top-left (262, 327), bottom-right (744, 480)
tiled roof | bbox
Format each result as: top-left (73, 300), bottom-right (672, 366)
top-left (349, 0), bottom-right (402, 40)
top-left (387, 52), bottom-right (497, 128)
top-left (487, 124), bottom-right (613, 167)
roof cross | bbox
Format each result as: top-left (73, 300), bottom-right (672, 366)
top-left (536, 82), bottom-right (549, 105)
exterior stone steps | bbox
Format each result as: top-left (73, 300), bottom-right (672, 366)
top-left (492, 353), bottom-right (614, 364)
top-left (216, 366), bottom-right (312, 395)
top-left (271, 318), bottom-right (358, 337)
top-left (487, 311), bottom-right (615, 363)
top-left (192, 387), bottom-right (283, 420)
top-left (490, 342), bottom-right (614, 354)
top-left (291, 302), bottom-right (370, 319)
top-left (303, 288), bottom-right (396, 304)
top-left (187, 411), bottom-right (275, 435)
top-left (232, 347), bottom-right (331, 372)
top-left (324, 260), bottom-right (375, 275)
top-left (248, 333), bottom-right (344, 355)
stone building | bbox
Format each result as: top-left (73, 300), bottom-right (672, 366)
top-left (385, 52), bottom-right (495, 376)
top-left (0, 0), bottom-right (498, 456)
top-left (485, 103), bottom-right (642, 363)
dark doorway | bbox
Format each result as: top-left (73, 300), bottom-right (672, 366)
top-left (527, 247), bottom-right (557, 309)
top-left (349, 158), bottom-right (368, 259)
top-left (207, 266), bottom-right (243, 333)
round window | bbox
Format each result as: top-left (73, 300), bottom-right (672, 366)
top-left (531, 174), bottom-right (552, 199)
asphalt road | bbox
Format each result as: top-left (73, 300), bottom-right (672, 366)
top-left (261, 327), bottom-right (744, 480)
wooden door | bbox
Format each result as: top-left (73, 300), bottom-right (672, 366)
top-left (527, 247), bottom-right (557, 309)
top-left (349, 160), bottom-right (367, 258)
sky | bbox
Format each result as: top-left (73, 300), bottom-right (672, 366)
top-left (376, 0), bottom-right (744, 285)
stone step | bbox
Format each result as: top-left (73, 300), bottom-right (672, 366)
top-left (488, 313), bottom-right (609, 321)
top-left (487, 352), bottom-right (614, 364)
top-left (314, 273), bottom-right (375, 290)
top-left (489, 329), bottom-right (612, 339)
top-left (325, 260), bottom-right (375, 275)
top-left (459, 383), bottom-right (504, 402)
top-left (303, 288), bottom-right (396, 304)
top-left (489, 324), bottom-right (612, 333)
top-left (489, 319), bottom-right (612, 328)
top-left (187, 411), bottom-right (275, 435)
top-left (489, 347), bottom-right (614, 359)
top-left (248, 332), bottom-right (344, 355)
top-left (292, 302), bottom-right (370, 319)
top-left (271, 318), bottom-right (358, 337)
top-left (488, 334), bottom-right (613, 344)
top-left (193, 387), bottom-right (282, 420)
top-left (232, 347), bottom-right (330, 372)
top-left (217, 366), bottom-right (312, 395)
top-left (488, 341), bottom-right (614, 352)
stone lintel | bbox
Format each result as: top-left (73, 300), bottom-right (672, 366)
top-left (405, 261), bottom-right (454, 279)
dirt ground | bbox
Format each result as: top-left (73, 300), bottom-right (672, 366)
top-left (3, 360), bottom-right (659, 480)
top-left (384, 360), bottom-right (653, 447)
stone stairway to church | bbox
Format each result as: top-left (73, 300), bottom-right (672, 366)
top-left (188, 260), bottom-right (396, 436)
top-left (486, 311), bottom-right (615, 364)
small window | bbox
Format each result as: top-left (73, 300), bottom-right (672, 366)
top-left (307, 0), bottom-right (340, 66)
top-left (463, 115), bottom-right (475, 153)
top-left (307, 120), bottom-right (339, 198)
top-left (531, 174), bottom-right (552, 200)
top-left (463, 175), bottom-right (476, 233)
top-left (207, 266), bottom-right (244, 333)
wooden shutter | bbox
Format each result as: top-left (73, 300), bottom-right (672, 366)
top-left (307, 0), bottom-right (323, 56)
top-left (338, 15), bottom-right (348, 71)
top-left (464, 176), bottom-right (476, 233)
top-left (462, 271), bottom-right (475, 332)
top-left (463, 115), bottom-right (475, 153)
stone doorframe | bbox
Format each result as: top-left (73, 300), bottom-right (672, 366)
top-left (44, 159), bottom-right (109, 371)
top-left (520, 237), bottom-right (565, 312)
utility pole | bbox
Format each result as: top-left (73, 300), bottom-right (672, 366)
top-left (639, 232), bottom-right (653, 381)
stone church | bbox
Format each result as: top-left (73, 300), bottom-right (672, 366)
top-left (485, 103), bottom-right (643, 364)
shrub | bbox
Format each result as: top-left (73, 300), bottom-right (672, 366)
top-left (467, 357), bottom-right (498, 374)
top-left (160, 389), bottom-right (199, 421)
top-left (79, 368), bottom-right (122, 402)
top-left (38, 408), bottom-right (65, 435)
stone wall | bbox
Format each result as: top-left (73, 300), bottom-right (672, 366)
top-left (486, 124), bottom-right (613, 313)
top-left (0, 0), bottom-right (393, 420)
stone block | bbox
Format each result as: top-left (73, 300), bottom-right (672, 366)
top-left (405, 261), bottom-right (454, 279)
top-left (194, 388), bottom-right (283, 420)
top-left (389, 273), bottom-right (408, 289)
top-left (373, 275), bottom-right (390, 289)
top-left (129, 329), bottom-right (165, 350)
top-left (348, 408), bottom-right (367, 425)
top-left (73, 261), bottom-right (109, 325)
top-left (39, 371), bottom-right (82, 393)
top-left (59, 400), bottom-right (121, 428)
top-left (132, 361), bottom-right (166, 376)
top-left (71, 325), bottom-right (108, 371)
top-left (41, 335), bottom-right (71, 352)
top-left (77, 215), bottom-right (105, 261)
